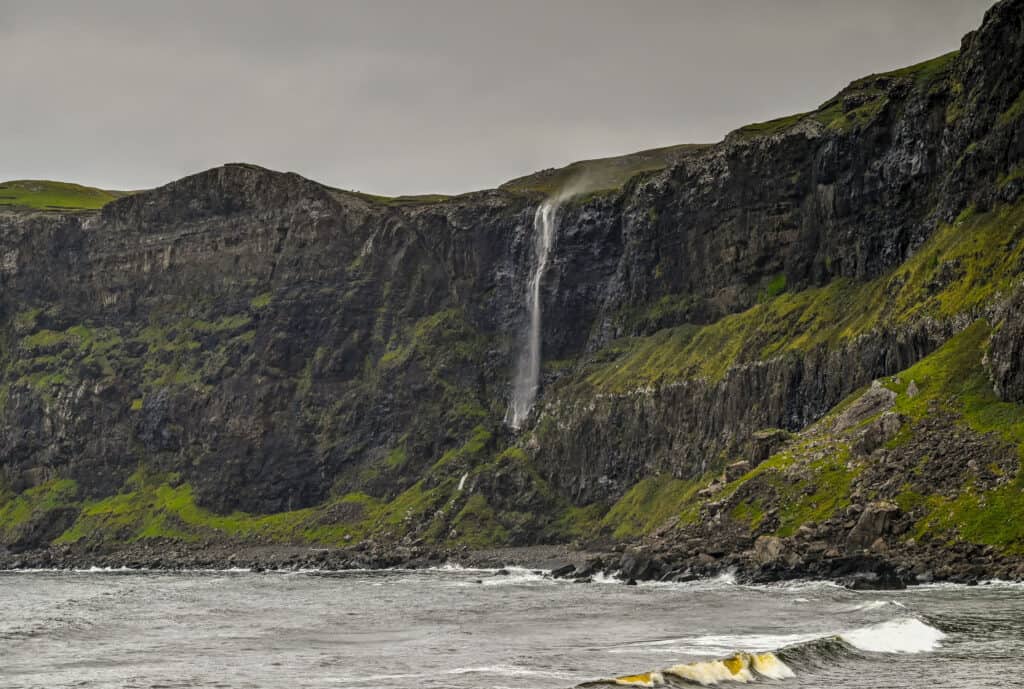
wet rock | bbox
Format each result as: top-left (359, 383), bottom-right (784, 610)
top-left (840, 567), bottom-right (907, 590)
top-left (619, 552), bottom-right (660, 581)
top-left (575, 557), bottom-right (605, 578)
top-left (550, 564), bottom-right (577, 579)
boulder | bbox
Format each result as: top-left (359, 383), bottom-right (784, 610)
top-left (833, 381), bottom-right (897, 433)
top-left (753, 535), bottom-right (784, 564)
top-left (618, 551), bottom-right (661, 581)
top-left (549, 564), bottom-right (577, 579)
top-left (847, 501), bottom-right (901, 549)
top-left (748, 429), bottom-right (791, 464)
top-left (724, 461), bottom-right (751, 482)
top-left (854, 411), bottom-right (904, 455)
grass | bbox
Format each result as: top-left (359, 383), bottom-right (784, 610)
top-left (330, 189), bottom-right (452, 207)
top-left (733, 113), bottom-right (809, 140)
top-left (760, 273), bottom-right (788, 302)
top-left (732, 51), bottom-right (958, 140)
top-left (578, 198), bottom-right (1024, 392)
top-left (998, 89), bottom-right (1024, 128)
top-left (500, 144), bottom-right (711, 196)
top-left (51, 425), bottom-right (544, 549)
top-left (599, 476), bottom-right (704, 539)
top-left (556, 317), bottom-right (1024, 547)
top-left (773, 450), bottom-right (857, 536)
top-left (249, 292), bottom-right (273, 310)
top-left (881, 324), bottom-right (1024, 551)
top-left (0, 180), bottom-right (123, 212)
top-left (0, 479), bottom-right (79, 542)
top-left (886, 322), bottom-right (1024, 452)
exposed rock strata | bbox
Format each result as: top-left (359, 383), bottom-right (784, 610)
top-left (0, 0), bottom-right (1023, 580)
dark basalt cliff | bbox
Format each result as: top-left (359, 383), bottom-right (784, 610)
top-left (1, 0), bottom-right (1024, 579)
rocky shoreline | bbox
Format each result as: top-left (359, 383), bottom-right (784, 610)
top-left (4, 536), bottom-right (1021, 590)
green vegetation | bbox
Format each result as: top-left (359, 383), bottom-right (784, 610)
top-left (998, 164), bottom-right (1024, 190)
top-left (450, 494), bottom-right (509, 547)
top-left (617, 293), bottom-right (700, 335)
top-left (0, 479), bottom-right (79, 542)
top-left (904, 479), bottom-right (1024, 552)
top-left (249, 292), bottom-right (273, 309)
top-left (733, 113), bottom-right (809, 140)
top-left (730, 500), bottom-right (766, 529)
top-left (881, 325), bottom-right (1024, 551)
top-left (885, 51), bottom-right (959, 87)
top-left (578, 199), bottom-right (1024, 392)
top-left (886, 323), bottom-right (1024, 450)
top-left (585, 320), bottom-right (1019, 545)
top-left (500, 144), bottom-right (710, 196)
top-left (773, 450), bottom-right (858, 537)
top-left (720, 323), bottom-right (1023, 548)
top-left (52, 451), bottom-right (541, 549)
top-left (332, 189), bottom-right (452, 207)
top-left (998, 89), bottom-right (1024, 128)
top-left (599, 476), bottom-right (704, 539)
top-left (0, 180), bottom-right (123, 212)
top-left (760, 273), bottom-right (788, 302)
top-left (733, 52), bottom-right (958, 140)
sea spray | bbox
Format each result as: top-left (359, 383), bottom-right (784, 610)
top-left (506, 194), bottom-right (564, 429)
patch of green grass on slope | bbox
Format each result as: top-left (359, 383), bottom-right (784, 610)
top-left (0, 180), bottom-right (121, 211)
top-left (883, 324), bottom-right (1024, 552)
top-left (733, 51), bottom-right (958, 140)
top-left (0, 479), bottom-right (79, 542)
top-left (500, 144), bottom-right (711, 196)
top-left (581, 199), bottom-right (1024, 392)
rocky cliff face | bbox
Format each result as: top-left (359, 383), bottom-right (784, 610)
top-left (1, 0), bottom-right (1023, 560)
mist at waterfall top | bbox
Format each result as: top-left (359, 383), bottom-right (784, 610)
top-left (0, 0), bottom-right (994, 195)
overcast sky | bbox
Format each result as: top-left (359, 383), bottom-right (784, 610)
top-left (0, 1), bottom-right (996, 195)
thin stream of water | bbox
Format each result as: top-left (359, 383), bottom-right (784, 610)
top-left (508, 198), bottom-right (560, 430)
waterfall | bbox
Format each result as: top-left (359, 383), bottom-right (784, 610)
top-left (507, 197), bottom-right (560, 430)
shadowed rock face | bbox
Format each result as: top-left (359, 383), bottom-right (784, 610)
top-left (987, 285), bottom-right (1024, 404)
top-left (0, 0), bottom-right (1022, 540)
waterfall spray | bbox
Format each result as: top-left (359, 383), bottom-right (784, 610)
top-left (507, 196), bottom-right (562, 430)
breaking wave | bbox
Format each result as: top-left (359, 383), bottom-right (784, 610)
top-left (581, 617), bottom-right (945, 687)
top-left (839, 617), bottom-right (946, 654)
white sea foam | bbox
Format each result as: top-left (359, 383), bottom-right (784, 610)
top-left (847, 599), bottom-right (906, 612)
top-left (840, 618), bottom-right (946, 654)
top-left (446, 664), bottom-right (575, 679)
top-left (479, 566), bottom-right (549, 586)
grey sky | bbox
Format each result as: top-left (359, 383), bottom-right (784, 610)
top-left (0, 1), bottom-right (995, 195)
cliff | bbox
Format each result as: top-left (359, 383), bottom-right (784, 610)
top-left (1, 0), bottom-right (1023, 581)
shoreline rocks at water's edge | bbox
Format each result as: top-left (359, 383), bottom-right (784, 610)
top-left (2, 536), bottom-right (1018, 589)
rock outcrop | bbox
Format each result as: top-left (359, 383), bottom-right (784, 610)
top-left (1, 0), bottom-right (1023, 571)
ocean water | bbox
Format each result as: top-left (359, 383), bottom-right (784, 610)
top-left (1, 567), bottom-right (1022, 688)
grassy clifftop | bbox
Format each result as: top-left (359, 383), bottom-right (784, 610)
top-left (499, 144), bottom-right (711, 196)
top-left (0, 180), bottom-right (127, 212)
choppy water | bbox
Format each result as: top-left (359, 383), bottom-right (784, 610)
top-left (2, 567), bottom-right (1023, 688)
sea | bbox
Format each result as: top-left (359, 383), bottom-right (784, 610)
top-left (2, 566), bottom-right (1022, 688)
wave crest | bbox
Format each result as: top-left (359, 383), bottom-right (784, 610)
top-left (583, 617), bottom-right (944, 687)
